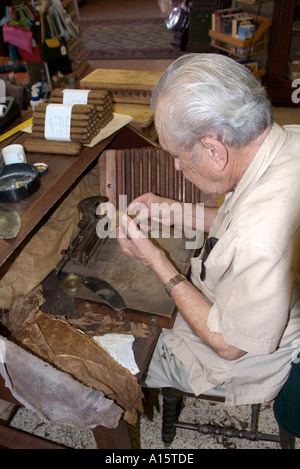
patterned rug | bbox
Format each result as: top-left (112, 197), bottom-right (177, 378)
top-left (80, 18), bottom-right (184, 59)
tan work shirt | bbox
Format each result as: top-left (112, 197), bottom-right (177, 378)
top-left (163, 123), bottom-right (300, 406)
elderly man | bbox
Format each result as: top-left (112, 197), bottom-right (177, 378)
top-left (117, 53), bottom-right (300, 406)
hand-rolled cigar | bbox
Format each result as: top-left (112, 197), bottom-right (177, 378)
top-left (33, 111), bottom-right (91, 121)
top-left (49, 96), bottom-right (67, 103)
top-left (24, 137), bottom-right (82, 156)
top-left (81, 97), bottom-right (112, 105)
top-left (95, 105), bottom-right (113, 112)
top-left (99, 111), bottom-right (113, 119)
top-left (99, 116), bottom-right (111, 124)
top-left (32, 124), bottom-right (92, 136)
top-left (100, 114), bottom-right (114, 126)
top-left (105, 210), bottom-right (138, 232)
top-left (50, 96), bottom-right (111, 106)
top-left (32, 117), bottom-right (92, 128)
top-left (35, 103), bottom-right (95, 114)
top-left (31, 130), bottom-right (91, 143)
top-left (51, 89), bottom-right (111, 100)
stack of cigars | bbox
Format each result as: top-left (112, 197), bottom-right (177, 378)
top-left (31, 103), bottom-right (101, 144)
top-left (50, 89), bottom-right (114, 128)
top-left (24, 89), bottom-right (114, 156)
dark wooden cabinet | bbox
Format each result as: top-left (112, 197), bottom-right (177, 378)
top-left (187, 1), bottom-right (218, 52)
top-left (265, 0), bottom-right (299, 107)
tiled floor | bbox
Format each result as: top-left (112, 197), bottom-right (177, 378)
top-left (0, 0), bottom-right (299, 451)
top-left (1, 390), bottom-right (299, 449)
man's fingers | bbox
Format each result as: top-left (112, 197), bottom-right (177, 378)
top-left (120, 214), bottom-right (147, 240)
top-left (128, 202), bottom-right (148, 219)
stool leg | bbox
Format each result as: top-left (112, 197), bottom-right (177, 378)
top-left (279, 426), bottom-right (295, 449)
top-left (250, 404), bottom-right (260, 432)
top-left (162, 388), bottom-right (178, 447)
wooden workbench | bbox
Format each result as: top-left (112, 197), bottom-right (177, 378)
top-left (0, 132), bottom-right (115, 267)
top-left (0, 121), bottom-right (156, 269)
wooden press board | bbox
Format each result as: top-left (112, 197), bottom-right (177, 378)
top-left (80, 68), bottom-right (163, 91)
top-left (114, 103), bottom-right (154, 128)
top-left (80, 69), bottom-right (163, 105)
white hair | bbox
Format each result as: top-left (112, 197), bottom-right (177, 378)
top-left (151, 53), bottom-right (273, 149)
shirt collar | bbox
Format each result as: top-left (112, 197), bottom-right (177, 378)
top-left (222, 123), bottom-right (288, 215)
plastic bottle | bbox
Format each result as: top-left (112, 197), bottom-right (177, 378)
top-left (30, 87), bottom-right (41, 110)
top-left (35, 81), bottom-right (45, 99)
top-left (30, 83), bottom-right (45, 110)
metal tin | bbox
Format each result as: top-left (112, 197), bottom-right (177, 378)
top-left (33, 162), bottom-right (48, 175)
top-left (62, 273), bottom-right (82, 298)
top-left (0, 205), bottom-right (21, 238)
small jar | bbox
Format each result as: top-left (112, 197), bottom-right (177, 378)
top-left (62, 273), bottom-right (82, 298)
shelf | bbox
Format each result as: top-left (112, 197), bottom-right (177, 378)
top-left (253, 68), bottom-right (266, 77)
top-left (209, 14), bottom-right (272, 58)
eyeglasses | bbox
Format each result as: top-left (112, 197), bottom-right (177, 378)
top-left (200, 236), bottom-right (219, 281)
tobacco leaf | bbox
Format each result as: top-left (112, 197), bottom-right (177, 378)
top-left (66, 310), bottom-right (152, 338)
top-left (2, 289), bottom-right (144, 425)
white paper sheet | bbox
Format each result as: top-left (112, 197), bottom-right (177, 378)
top-left (62, 89), bottom-right (90, 105)
top-left (93, 334), bottom-right (139, 375)
top-left (44, 103), bottom-right (73, 141)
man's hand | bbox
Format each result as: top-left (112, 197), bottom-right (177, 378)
top-left (117, 213), bottom-right (163, 268)
top-left (128, 192), bottom-right (217, 234)
top-left (128, 192), bottom-right (183, 228)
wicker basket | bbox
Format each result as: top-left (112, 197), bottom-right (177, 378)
top-left (209, 14), bottom-right (272, 58)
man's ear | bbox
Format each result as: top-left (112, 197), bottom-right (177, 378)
top-left (202, 137), bottom-right (228, 171)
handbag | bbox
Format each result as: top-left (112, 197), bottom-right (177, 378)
top-left (18, 44), bottom-right (43, 63)
top-left (2, 23), bottom-right (33, 53)
top-left (39, 9), bottom-right (67, 61)
top-left (2, 6), bottom-right (33, 53)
